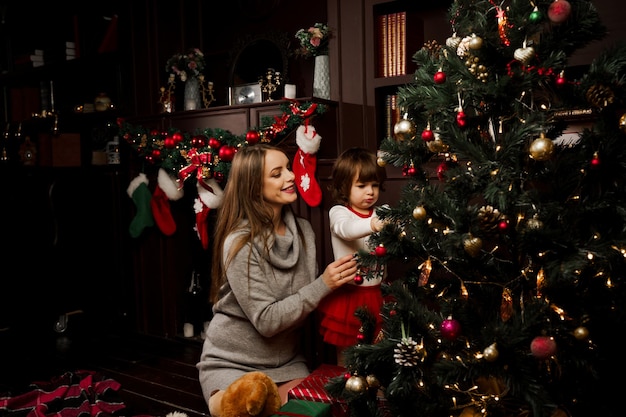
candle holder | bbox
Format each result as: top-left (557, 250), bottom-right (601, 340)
top-left (259, 68), bottom-right (282, 102)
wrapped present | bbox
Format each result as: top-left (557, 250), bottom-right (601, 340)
top-left (288, 364), bottom-right (349, 417)
top-left (273, 399), bottom-right (331, 417)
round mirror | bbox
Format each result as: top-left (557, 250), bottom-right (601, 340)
top-left (229, 32), bottom-right (290, 86)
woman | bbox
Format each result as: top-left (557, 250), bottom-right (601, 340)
top-left (197, 144), bottom-right (357, 413)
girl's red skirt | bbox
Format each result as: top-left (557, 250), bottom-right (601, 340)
top-left (317, 284), bottom-right (383, 348)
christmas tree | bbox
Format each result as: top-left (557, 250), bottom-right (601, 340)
top-left (326, 1), bottom-right (626, 416)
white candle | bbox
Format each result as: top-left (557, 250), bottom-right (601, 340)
top-left (285, 84), bottom-right (296, 99)
top-left (183, 322), bottom-right (194, 337)
top-left (185, 99), bottom-right (198, 111)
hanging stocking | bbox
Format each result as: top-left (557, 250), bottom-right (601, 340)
top-left (127, 173), bottom-right (154, 238)
top-left (194, 177), bottom-right (224, 250)
top-left (151, 168), bottom-right (184, 236)
top-left (293, 124), bottom-right (322, 207)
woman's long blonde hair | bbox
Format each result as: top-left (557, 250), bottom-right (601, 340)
top-left (209, 144), bottom-right (298, 303)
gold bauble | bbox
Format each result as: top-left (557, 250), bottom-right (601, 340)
top-left (573, 326), bottom-right (589, 340)
top-left (377, 156), bottom-right (387, 167)
top-left (345, 375), bottom-right (368, 393)
top-left (469, 34), bottom-right (483, 50)
top-left (426, 136), bottom-right (448, 153)
top-left (459, 406), bottom-right (481, 417)
top-left (483, 343), bottom-right (499, 362)
top-left (393, 118), bottom-right (416, 141)
top-left (526, 214), bottom-right (543, 230)
top-left (463, 234), bottom-right (483, 257)
top-left (365, 374), bottom-right (381, 390)
top-left (413, 205), bottom-right (427, 220)
top-left (529, 132), bottom-right (554, 161)
top-left (619, 113), bottom-right (626, 133)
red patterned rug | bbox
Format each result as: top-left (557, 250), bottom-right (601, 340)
top-left (0, 370), bottom-right (148, 417)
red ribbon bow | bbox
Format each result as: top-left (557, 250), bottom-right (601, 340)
top-left (178, 149), bottom-right (212, 186)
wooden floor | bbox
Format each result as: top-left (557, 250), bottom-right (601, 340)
top-left (1, 327), bottom-right (210, 417)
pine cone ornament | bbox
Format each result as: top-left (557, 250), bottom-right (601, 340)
top-left (586, 84), bottom-right (615, 108)
top-left (394, 337), bottom-right (426, 366)
top-left (477, 205), bottom-right (502, 238)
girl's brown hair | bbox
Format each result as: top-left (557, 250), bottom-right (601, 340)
top-left (329, 147), bottom-right (387, 205)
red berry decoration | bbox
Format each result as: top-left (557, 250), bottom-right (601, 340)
top-left (433, 70), bottom-right (447, 84)
top-left (440, 317), bottom-right (461, 341)
top-left (208, 137), bottom-right (221, 149)
top-left (374, 244), bottom-right (387, 257)
top-left (421, 128), bottom-right (435, 142)
top-left (498, 219), bottom-right (509, 232)
top-left (530, 336), bottom-right (557, 359)
top-left (354, 275), bottom-right (364, 285)
top-left (151, 149), bottom-right (161, 159)
top-left (246, 130), bottom-right (260, 145)
top-left (218, 145), bottom-right (237, 162)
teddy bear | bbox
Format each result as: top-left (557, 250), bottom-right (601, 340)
top-left (208, 371), bottom-right (282, 417)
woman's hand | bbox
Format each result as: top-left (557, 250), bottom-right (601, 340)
top-left (322, 253), bottom-right (358, 290)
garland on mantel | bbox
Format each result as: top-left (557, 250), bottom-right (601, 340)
top-left (117, 99), bottom-right (327, 185)
top-left (119, 99), bottom-right (327, 243)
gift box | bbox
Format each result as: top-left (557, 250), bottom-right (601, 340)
top-left (288, 364), bottom-right (349, 417)
top-left (273, 399), bottom-right (331, 417)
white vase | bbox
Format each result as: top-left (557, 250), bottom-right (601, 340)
top-left (313, 55), bottom-right (330, 99)
top-left (184, 77), bottom-right (202, 111)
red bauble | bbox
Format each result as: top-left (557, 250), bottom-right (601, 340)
top-left (498, 220), bottom-right (509, 232)
top-left (421, 129), bottom-right (435, 142)
top-left (437, 162), bottom-right (449, 181)
top-left (218, 145), bottom-right (237, 162)
top-left (591, 152), bottom-right (600, 168)
top-left (208, 137), bottom-right (221, 149)
top-left (214, 171), bottom-right (225, 182)
top-left (375, 244), bottom-right (387, 257)
top-left (433, 71), bottom-right (447, 84)
top-left (356, 333), bottom-right (365, 342)
top-left (555, 75), bottom-right (567, 87)
top-left (171, 132), bottom-right (183, 143)
top-left (548, 0), bottom-right (571, 24)
top-left (440, 317), bottom-right (461, 341)
top-left (354, 275), bottom-right (364, 285)
top-left (530, 336), bottom-right (557, 359)
top-left (246, 130), bottom-right (261, 145)
top-left (456, 111), bottom-right (467, 128)
top-left (150, 129), bottom-right (159, 137)
top-left (163, 136), bottom-right (176, 149)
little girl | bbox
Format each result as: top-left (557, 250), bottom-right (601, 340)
top-left (318, 147), bottom-right (387, 366)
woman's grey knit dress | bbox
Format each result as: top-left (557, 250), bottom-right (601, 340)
top-left (197, 210), bottom-right (332, 404)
